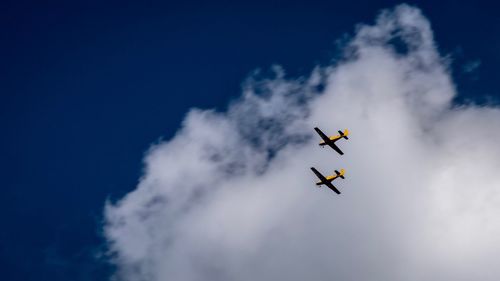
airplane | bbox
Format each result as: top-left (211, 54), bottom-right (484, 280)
top-left (314, 127), bottom-right (349, 155)
top-left (310, 167), bottom-right (345, 194)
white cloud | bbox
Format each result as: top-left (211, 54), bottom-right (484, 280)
top-left (463, 59), bottom-right (481, 74)
top-left (104, 4), bottom-right (500, 281)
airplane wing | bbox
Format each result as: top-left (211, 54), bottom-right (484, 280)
top-left (311, 167), bottom-right (328, 183)
top-left (324, 181), bottom-right (341, 194)
top-left (314, 127), bottom-right (330, 143)
top-left (328, 143), bottom-right (344, 155)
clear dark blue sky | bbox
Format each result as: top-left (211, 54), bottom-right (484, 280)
top-left (1, 1), bottom-right (499, 280)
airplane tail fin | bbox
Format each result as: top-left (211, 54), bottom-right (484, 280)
top-left (338, 129), bottom-right (349, 140)
top-left (335, 169), bottom-right (346, 179)
top-left (343, 129), bottom-right (349, 140)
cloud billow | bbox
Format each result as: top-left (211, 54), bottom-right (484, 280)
top-left (104, 5), bottom-right (500, 281)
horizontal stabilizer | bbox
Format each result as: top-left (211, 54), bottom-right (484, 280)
top-left (335, 169), bottom-right (346, 179)
top-left (338, 129), bottom-right (349, 140)
top-left (343, 129), bottom-right (349, 140)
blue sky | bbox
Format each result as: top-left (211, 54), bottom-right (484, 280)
top-left (2, 1), bottom-right (500, 280)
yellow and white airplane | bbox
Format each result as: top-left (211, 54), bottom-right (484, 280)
top-left (314, 127), bottom-right (349, 155)
top-left (310, 167), bottom-right (345, 194)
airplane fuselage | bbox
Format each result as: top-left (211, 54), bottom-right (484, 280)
top-left (316, 175), bottom-right (339, 185)
top-left (319, 135), bottom-right (342, 146)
